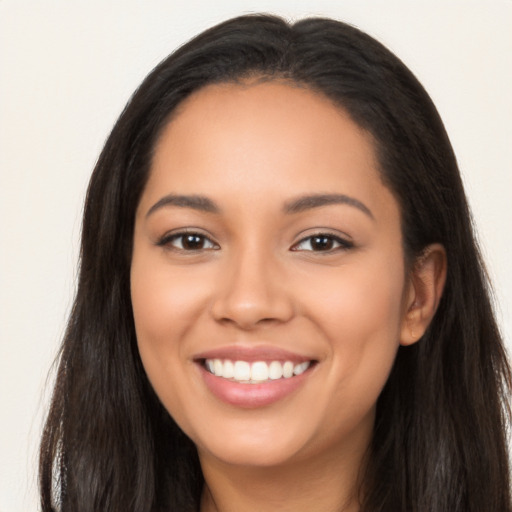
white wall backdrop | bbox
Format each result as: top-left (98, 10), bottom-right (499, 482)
top-left (1, 1), bottom-right (511, 510)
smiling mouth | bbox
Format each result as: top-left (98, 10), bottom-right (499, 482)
top-left (203, 358), bottom-right (314, 384)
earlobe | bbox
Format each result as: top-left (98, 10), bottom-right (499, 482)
top-left (400, 243), bottom-right (447, 346)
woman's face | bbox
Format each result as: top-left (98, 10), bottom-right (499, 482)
top-left (131, 81), bottom-right (414, 469)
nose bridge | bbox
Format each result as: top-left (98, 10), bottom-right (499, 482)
top-left (210, 240), bottom-right (293, 328)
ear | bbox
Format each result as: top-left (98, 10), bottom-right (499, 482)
top-left (400, 243), bottom-right (447, 346)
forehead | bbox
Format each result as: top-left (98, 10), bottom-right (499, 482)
top-left (142, 80), bottom-right (398, 223)
top-left (156, 80), bottom-right (376, 163)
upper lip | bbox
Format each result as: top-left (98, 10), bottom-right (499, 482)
top-left (193, 345), bottom-right (315, 364)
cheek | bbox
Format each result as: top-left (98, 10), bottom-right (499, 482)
top-left (130, 251), bottom-right (212, 400)
top-left (337, 268), bottom-right (404, 339)
top-left (130, 257), bottom-right (214, 434)
top-left (304, 254), bottom-right (405, 341)
top-left (131, 254), bottom-right (211, 345)
top-left (300, 254), bottom-right (405, 407)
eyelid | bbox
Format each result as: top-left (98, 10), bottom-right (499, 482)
top-left (290, 230), bottom-right (354, 252)
top-left (156, 228), bottom-right (220, 251)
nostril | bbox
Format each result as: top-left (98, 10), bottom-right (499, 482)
top-left (210, 298), bottom-right (294, 329)
top-left (208, 260), bottom-right (295, 328)
top-left (212, 283), bottom-right (295, 321)
top-left (214, 314), bottom-right (289, 331)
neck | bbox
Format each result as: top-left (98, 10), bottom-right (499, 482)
top-left (198, 440), bottom-right (367, 512)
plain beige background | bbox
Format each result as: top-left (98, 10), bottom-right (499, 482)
top-left (1, 1), bottom-right (511, 510)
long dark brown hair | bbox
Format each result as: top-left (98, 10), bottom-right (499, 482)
top-left (39, 14), bottom-right (511, 512)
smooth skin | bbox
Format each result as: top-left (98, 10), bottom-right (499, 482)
top-left (131, 81), bottom-right (446, 512)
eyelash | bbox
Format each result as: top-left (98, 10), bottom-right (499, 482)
top-left (291, 233), bottom-right (353, 253)
top-left (157, 231), bottom-right (220, 251)
top-left (157, 230), bottom-right (353, 253)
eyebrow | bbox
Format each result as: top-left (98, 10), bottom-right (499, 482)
top-left (146, 192), bottom-right (373, 219)
top-left (283, 193), bottom-right (374, 219)
top-left (146, 194), bottom-right (221, 217)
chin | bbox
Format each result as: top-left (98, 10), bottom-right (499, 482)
top-left (197, 435), bottom-right (309, 469)
top-left (179, 410), bottom-right (318, 469)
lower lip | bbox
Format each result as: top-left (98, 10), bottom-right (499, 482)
top-left (198, 364), bottom-right (311, 408)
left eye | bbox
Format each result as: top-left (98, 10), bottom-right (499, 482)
top-left (291, 234), bottom-right (352, 252)
top-left (161, 232), bottom-right (218, 251)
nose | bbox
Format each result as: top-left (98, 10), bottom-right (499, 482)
top-left (210, 247), bottom-right (295, 330)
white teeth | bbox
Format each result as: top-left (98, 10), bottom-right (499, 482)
top-left (204, 359), bottom-right (312, 383)
top-left (251, 361), bottom-right (269, 381)
top-left (213, 359), bottom-right (223, 377)
top-left (223, 359), bottom-right (234, 379)
top-left (233, 361), bottom-right (251, 381)
top-left (269, 361), bottom-right (283, 380)
top-left (293, 361), bottom-right (310, 375)
top-left (283, 361), bottom-right (294, 378)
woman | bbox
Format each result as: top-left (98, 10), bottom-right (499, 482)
top-left (39, 14), bottom-right (512, 512)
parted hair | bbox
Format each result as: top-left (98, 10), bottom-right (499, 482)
top-left (39, 14), bottom-right (511, 512)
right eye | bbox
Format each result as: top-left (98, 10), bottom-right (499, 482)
top-left (158, 232), bottom-right (219, 251)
